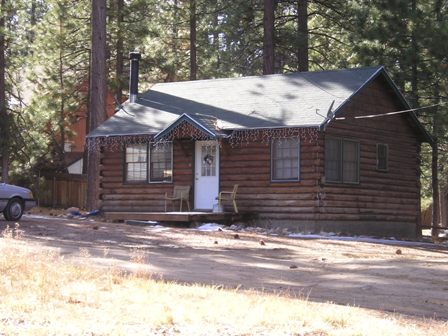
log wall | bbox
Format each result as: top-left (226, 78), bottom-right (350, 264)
top-left (219, 140), bottom-right (320, 220)
top-left (318, 76), bottom-right (421, 236)
top-left (100, 140), bottom-right (194, 212)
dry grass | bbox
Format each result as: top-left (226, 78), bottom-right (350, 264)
top-left (0, 228), bottom-right (446, 335)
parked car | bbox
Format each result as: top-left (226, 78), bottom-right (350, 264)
top-left (0, 183), bottom-right (36, 221)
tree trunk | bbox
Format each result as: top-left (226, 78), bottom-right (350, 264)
top-left (86, 0), bottom-right (107, 210)
top-left (431, 83), bottom-right (440, 238)
top-left (57, 12), bottom-right (66, 168)
top-left (431, 138), bottom-right (440, 238)
top-left (297, 0), bottom-right (308, 72)
top-left (0, 0), bottom-right (9, 183)
top-left (166, 0), bottom-right (179, 82)
top-left (410, 0), bottom-right (419, 107)
top-left (189, 0), bottom-right (197, 80)
top-left (115, 0), bottom-right (124, 102)
top-left (431, 0), bottom-right (443, 238)
top-left (28, 0), bottom-right (36, 43)
top-left (213, 14), bottom-right (220, 71)
top-left (263, 0), bottom-right (275, 75)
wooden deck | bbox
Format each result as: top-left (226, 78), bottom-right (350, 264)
top-left (104, 211), bottom-right (243, 224)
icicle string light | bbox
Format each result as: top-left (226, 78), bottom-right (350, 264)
top-left (228, 127), bottom-right (319, 147)
top-left (86, 135), bottom-right (152, 152)
top-left (87, 126), bottom-right (320, 152)
top-left (154, 121), bottom-right (213, 145)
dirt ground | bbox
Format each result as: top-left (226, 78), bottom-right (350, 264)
top-left (1, 213), bottom-right (448, 321)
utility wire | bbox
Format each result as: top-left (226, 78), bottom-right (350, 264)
top-left (335, 102), bottom-right (446, 120)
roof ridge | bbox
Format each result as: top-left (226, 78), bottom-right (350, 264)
top-left (149, 66), bottom-right (384, 89)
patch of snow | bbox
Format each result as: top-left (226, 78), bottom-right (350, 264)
top-left (145, 225), bottom-right (170, 232)
top-left (229, 224), bottom-right (244, 231)
top-left (195, 223), bottom-right (223, 232)
top-left (24, 214), bottom-right (69, 221)
top-left (287, 233), bottom-right (439, 247)
top-left (97, 239), bottom-right (118, 244)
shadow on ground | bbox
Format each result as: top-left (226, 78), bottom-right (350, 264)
top-left (1, 215), bottom-right (448, 321)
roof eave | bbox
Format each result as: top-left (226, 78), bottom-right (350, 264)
top-left (153, 113), bottom-right (217, 142)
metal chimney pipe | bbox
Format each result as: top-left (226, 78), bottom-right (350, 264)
top-left (129, 51), bottom-right (141, 103)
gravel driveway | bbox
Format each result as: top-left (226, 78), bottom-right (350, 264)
top-left (1, 214), bottom-right (448, 320)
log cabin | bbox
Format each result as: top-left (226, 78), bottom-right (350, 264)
top-left (88, 54), bottom-right (432, 238)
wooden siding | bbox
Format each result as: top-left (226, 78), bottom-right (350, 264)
top-left (100, 138), bottom-right (321, 217)
top-left (220, 140), bottom-right (320, 219)
top-left (319, 76), bottom-right (421, 226)
top-left (100, 140), bottom-right (194, 212)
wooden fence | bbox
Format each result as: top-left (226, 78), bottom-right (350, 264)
top-left (37, 174), bottom-right (87, 209)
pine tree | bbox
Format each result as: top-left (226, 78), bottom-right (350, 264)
top-left (0, 0), bottom-right (8, 182)
top-left (86, 0), bottom-right (107, 210)
top-left (28, 0), bottom-right (90, 171)
top-left (347, 0), bottom-right (448, 233)
top-left (297, 0), bottom-right (308, 71)
top-left (263, 0), bottom-right (275, 74)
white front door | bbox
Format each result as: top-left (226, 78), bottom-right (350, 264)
top-left (194, 141), bottom-right (219, 210)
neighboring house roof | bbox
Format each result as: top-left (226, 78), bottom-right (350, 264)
top-left (87, 66), bottom-right (432, 144)
top-left (64, 151), bottom-right (84, 167)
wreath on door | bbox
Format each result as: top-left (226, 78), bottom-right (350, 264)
top-left (203, 154), bottom-right (214, 165)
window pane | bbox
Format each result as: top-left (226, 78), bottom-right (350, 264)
top-left (126, 145), bottom-right (147, 163)
top-left (127, 163), bottom-right (147, 181)
top-left (201, 144), bottom-right (217, 177)
top-left (343, 141), bottom-right (359, 183)
top-left (125, 145), bottom-right (147, 181)
top-left (377, 144), bottom-right (388, 170)
top-left (325, 138), bottom-right (342, 182)
top-left (272, 138), bottom-right (299, 180)
top-left (150, 143), bottom-right (172, 182)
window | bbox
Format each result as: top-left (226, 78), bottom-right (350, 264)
top-left (64, 142), bottom-right (73, 152)
top-left (200, 144), bottom-right (217, 177)
top-left (150, 143), bottom-right (173, 182)
top-left (271, 138), bottom-right (300, 181)
top-left (125, 144), bottom-right (147, 182)
top-left (325, 138), bottom-right (359, 183)
top-left (377, 143), bottom-right (388, 171)
top-left (125, 143), bottom-right (173, 183)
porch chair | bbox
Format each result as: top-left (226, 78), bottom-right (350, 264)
top-left (164, 185), bottom-right (191, 212)
top-left (218, 184), bottom-right (239, 213)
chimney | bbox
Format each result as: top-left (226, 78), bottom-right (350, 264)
top-left (129, 51), bottom-right (141, 103)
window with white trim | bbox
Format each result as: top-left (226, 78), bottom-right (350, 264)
top-left (125, 143), bottom-right (173, 183)
top-left (271, 138), bottom-right (300, 181)
top-left (125, 144), bottom-right (147, 182)
top-left (377, 143), bottom-right (388, 171)
top-left (325, 137), bottom-right (359, 183)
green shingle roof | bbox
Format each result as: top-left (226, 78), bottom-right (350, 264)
top-left (87, 66), bottom-right (393, 138)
